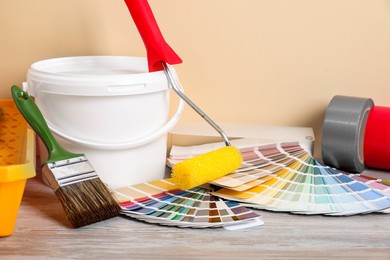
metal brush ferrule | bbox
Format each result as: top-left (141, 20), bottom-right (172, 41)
top-left (42, 156), bottom-right (99, 191)
top-left (162, 62), bottom-right (231, 146)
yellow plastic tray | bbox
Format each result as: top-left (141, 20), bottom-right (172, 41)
top-left (0, 99), bottom-right (36, 237)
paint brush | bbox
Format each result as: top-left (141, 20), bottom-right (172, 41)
top-left (11, 85), bottom-right (121, 228)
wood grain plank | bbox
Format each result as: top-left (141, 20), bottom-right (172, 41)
top-left (1, 176), bottom-right (389, 259)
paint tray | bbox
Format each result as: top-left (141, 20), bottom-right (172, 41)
top-left (0, 100), bottom-right (36, 237)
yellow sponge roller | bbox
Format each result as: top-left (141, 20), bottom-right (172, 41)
top-left (171, 146), bottom-right (243, 190)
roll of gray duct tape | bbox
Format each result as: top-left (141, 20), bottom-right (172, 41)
top-left (322, 95), bottom-right (374, 172)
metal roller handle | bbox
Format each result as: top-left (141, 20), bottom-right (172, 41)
top-left (162, 62), bottom-right (231, 146)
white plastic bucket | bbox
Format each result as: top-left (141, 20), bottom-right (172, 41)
top-left (27, 56), bottom-right (184, 189)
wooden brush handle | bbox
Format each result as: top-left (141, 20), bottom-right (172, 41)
top-left (124, 0), bottom-right (182, 72)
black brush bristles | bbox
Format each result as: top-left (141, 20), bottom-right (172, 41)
top-left (54, 178), bottom-right (121, 228)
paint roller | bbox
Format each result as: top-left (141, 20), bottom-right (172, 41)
top-left (124, 0), bottom-right (243, 190)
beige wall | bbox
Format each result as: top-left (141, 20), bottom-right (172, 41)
top-left (1, 0), bottom-right (390, 155)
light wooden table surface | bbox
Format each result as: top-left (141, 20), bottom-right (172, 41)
top-left (1, 173), bottom-right (390, 259)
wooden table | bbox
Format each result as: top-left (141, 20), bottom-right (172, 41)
top-left (1, 172), bottom-right (390, 259)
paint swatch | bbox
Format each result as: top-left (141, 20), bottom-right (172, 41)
top-left (114, 179), bottom-right (263, 228)
top-left (348, 174), bottom-right (390, 213)
top-left (168, 142), bottom-right (390, 215)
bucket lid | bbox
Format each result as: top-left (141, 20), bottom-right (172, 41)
top-left (27, 56), bottom-right (169, 96)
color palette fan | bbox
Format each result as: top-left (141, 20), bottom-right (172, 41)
top-left (114, 179), bottom-right (263, 229)
top-left (168, 141), bottom-right (390, 216)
